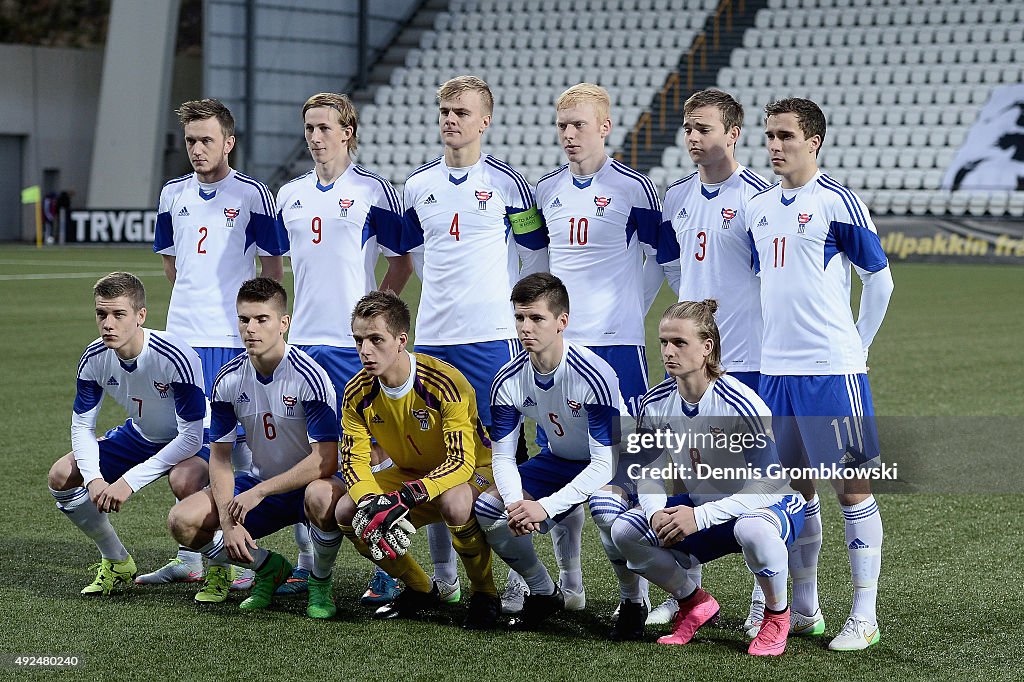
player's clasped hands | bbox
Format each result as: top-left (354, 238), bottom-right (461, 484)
top-left (651, 505), bottom-right (699, 547)
top-left (506, 499), bottom-right (548, 536)
top-left (89, 478), bottom-right (134, 513)
top-left (228, 487), bottom-right (266, 524)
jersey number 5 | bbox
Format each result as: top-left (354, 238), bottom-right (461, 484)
top-left (548, 413), bottom-right (565, 437)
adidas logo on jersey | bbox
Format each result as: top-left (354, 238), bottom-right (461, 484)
top-left (424, 194), bottom-right (437, 205)
top-left (676, 208), bottom-right (688, 220)
top-left (848, 537), bottom-right (868, 550)
top-left (289, 199), bottom-right (302, 210)
top-left (177, 207), bottom-right (190, 217)
top-left (371, 414), bottom-right (384, 424)
top-left (236, 392), bottom-right (250, 403)
top-left (106, 376), bottom-right (119, 386)
top-left (549, 198), bottom-right (562, 209)
top-left (839, 450), bottom-right (857, 465)
top-left (757, 217), bottom-right (768, 227)
top-left (522, 396), bottom-right (537, 408)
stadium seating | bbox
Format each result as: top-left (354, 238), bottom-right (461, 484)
top-left (647, 0), bottom-right (1024, 215)
top-left (355, 0), bottom-right (721, 190)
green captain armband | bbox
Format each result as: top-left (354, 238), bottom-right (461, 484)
top-left (509, 206), bottom-right (543, 235)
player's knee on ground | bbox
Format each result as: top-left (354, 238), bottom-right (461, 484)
top-left (472, 490), bottom-right (507, 533)
top-left (47, 452), bottom-right (82, 491)
top-left (334, 491), bottom-right (356, 526)
top-left (304, 478), bottom-right (344, 528)
top-left (167, 456), bottom-right (209, 499)
top-left (436, 483), bottom-right (475, 526)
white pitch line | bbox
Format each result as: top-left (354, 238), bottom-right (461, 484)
top-left (0, 258), bottom-right (151, 267)
top-left (0, 271), bottom-right (167, 281)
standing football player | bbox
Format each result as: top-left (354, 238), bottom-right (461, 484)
top-left (657, 88), bottom-right (772, 630)
top-left (531, 82), bottom-right (671, 618)
top-left (276, 91), bottom-right (413, 605)
top-left (746, 98), bottom-right (893, 651)
top-left (148, 98), bottom-right (305, 593)
top-left (401, 75), bottom-right (548, 606)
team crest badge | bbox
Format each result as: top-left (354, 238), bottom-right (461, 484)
top-left (339, 198), bottom-right (354, 217)
top-left (566, 399), bottom-right (582, 418)
top-left (475, 190), bottom-right (493, 210)
top-left (224, 208), bottom-right (240, 227)
top-left (797, 213), bottom-right (812, 234)
top-left (594, 196), bottom-right (611, 216)
top-left (282, 394), bottom-right (297, 415)
top-left (411, 408), bottom-right (430, 430)
top-left (153, 381), bottom-right (170, 398)
top-left (721, 207), bottom-right (736, 229)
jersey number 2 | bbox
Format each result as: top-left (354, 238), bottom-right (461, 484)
top-left (197, 227), bottom-right (208, 254)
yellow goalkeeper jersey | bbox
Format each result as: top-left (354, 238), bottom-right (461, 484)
top-left (341, 352), bottom-right (492, 501)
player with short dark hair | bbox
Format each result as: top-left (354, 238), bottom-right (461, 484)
top-left (746, 97), bottom-right (894, 651)
top-left (167, 277), bottom-right (340, 615)
top-left (48, 272), bottom-right (208, 595)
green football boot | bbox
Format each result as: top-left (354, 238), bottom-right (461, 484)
top-left (306, 574), bottom-right (337, 619)
top-left (81, 555), bottom-right (137, 596)
top-left (194, 564), bottom-right (232, 603)
top-left (239, 552), bottom-right (292, 611)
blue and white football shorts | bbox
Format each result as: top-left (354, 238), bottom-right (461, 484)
top-left (518, 450), bottom-right (590, 526)
top-left (195, 347), bottom-right (245, 397)
top-left (660, 493), bottom-right (806, 562)
top-left (98, 419), bottom-right (211, 482)
top-left (297, 345), bottom-right (362, 413)
top-left (759, 374), bottom-right (881, 469)
top-left (415, 339), bottom-right (520, 428)
top-left (586, 344), bottom-right (649, 417)
top-left (231, 473), bottom-right (307, 539)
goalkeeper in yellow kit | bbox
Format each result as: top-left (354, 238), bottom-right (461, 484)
top-left (302, 290), bottom-right (500, 629)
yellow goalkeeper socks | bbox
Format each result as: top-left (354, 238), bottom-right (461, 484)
top-left (448, 518), bottom-right (498, 597)
top-left (340, 523), bottom-right (432, 593)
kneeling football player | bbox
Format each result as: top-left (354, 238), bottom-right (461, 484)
top-left (168, 278), bottom-right (341, 617)
top-left (611, 300), bottom-right (805, 656)
top-left (304, 290), bottom-right (500, 629)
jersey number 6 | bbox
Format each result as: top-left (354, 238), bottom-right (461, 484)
top-left (262, 412), bottom-right (277, 440)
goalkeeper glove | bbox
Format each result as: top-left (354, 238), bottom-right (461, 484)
top-left (351, 481), bottom-right (428, 560)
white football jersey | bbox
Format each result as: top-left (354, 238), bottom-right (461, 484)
top-left (661, 165), bottom-right (771, 372)
top-left (636, 375), bottom-right (792, 529)
top-left (155, 169), bottom-right (287, 347)
top-left (210, 345), bottom-right (338, 481)
top-left (489, 341), bottom-right (624, 518)
top-left (402, 154), bottom-right (547, 345)
top-left (277, 165), bottom-right (403, 347)
top-left (72, 329), bottom-right (206, 488)
top-left (535, 158), bottom-right (663, 346)
top-left (746, 171), bottom-right (889, 375)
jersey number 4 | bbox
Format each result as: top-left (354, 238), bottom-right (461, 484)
top-left (449, 213), bottom-right (460, 241)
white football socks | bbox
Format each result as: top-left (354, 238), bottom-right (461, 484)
top-left (51, 486), bottom-right (128, 561)
top-left (427, 522), bottom-right (459, 584)
top-left (842, 495), bottom-right (883, 624)
top-left (790, 494), bottom-right (822, 615)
